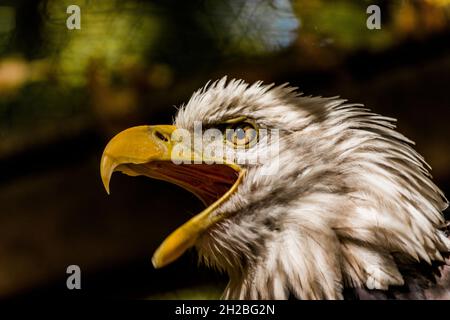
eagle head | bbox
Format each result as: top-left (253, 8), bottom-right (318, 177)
top-left (100, 78), bottom-right (449, 299)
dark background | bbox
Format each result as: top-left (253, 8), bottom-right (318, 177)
top-left (0, 0), bottom-right (449, 299)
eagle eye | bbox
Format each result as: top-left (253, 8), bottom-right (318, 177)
top-left (224, 121), bottom-right (258, 148)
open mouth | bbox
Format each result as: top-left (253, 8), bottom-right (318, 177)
top-left (100, 125), bottom-right (244, 268)
top-left (122, 161), bottom-right (240, 207)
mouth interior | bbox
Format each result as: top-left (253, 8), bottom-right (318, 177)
top-left (122, 161), bottom-right (240, 207)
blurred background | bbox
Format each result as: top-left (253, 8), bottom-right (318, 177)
top-left (0, 0), bottom-right (449, 299)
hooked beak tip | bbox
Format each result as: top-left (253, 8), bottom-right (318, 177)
top-left (104, 184), bottom-right (111, 195)
top-left (100, 154), bottom-right (116, 195)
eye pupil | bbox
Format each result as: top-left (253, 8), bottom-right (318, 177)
top-left (236, 128), bottom-right (245, 140)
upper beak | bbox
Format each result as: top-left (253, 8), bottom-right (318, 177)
top-left (100, 125), bottom-right (243, 269)
top-left (100, 125), bottom-right (175, 194)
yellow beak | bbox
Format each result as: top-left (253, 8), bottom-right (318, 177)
top-left (100, 125), bottom-right (244, 268)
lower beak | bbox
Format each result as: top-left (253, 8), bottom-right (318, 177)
top-left (100, 125), bottom-right (243, 268)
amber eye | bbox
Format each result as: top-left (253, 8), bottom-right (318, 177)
top-left (225, 122), bottom-right (258, 148)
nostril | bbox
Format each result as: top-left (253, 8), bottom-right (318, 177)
top-left (154, 130), bottom-right (169, 142)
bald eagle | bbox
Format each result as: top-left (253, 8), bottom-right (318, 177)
top-left (100, 78), bottom-right (450, 299)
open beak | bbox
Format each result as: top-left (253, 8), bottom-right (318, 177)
top-left (100, 125), bottom-right (244, 268)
